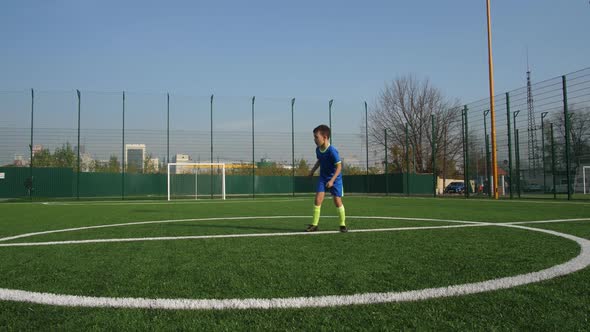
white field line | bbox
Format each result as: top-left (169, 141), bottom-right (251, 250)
top-left (505, 218), bottom-right (590, 225)
top-left (0, 216), bottom-right (479, 243)
top-left (37, 198), bottom-right (308, 206)
top-left (0, 221), bottom-right (588, 310)
top-left (364, 195), bottom-right (590, 206)
top-left (0, 224), bottom-right (490, 247)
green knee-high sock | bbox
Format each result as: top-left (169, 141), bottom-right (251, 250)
top-left (312, 205), bottom-right (321, 226)
top-left (337, 205), bottom-right (346, 226)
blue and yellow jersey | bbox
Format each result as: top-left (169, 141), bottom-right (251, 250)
top-left (316, 144), bottom-right (342, 181)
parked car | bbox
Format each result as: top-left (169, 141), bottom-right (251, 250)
top-left (444, 181), bottom-right (465, 194)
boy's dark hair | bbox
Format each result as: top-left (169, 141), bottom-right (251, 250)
top-left (313, 125), bottom-right (331, 139)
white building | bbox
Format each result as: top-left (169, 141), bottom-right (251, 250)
top-left (173, 154), bottom-right (191, 163)
top-left (125, 144), bottom-right (146, 172)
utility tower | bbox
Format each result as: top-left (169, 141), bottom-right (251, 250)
top-left (526, 60), bottom-right (539, 175)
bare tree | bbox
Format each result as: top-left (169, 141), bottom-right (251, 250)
top-left (368, 75), bottom-right (462, 175)
top-left (549, 104), bottom-right (590, 168)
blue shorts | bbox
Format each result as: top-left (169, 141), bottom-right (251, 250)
top-left (316, 178), bottom-right (344, 197)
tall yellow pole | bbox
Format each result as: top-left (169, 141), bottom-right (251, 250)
top-left (486, 0), bottom-right (499, 199)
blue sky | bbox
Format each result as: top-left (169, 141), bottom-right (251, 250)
top-left (0, 0), bottom-right (589, 165)
top-left (1, 0), bottom-right (588, 100)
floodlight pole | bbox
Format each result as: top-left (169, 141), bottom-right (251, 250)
top-left (541, 112), bottom-right (548, 193)
top-left (486, 0), bottom-right (499, 199)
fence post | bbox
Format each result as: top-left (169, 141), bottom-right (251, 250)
top-left (76, 89), bottom-right (81, 200)
top-left (463, 105), bottom-right (470, 197)
top-left (461, 108), bottom-right (466, 197)
top-left (506, 93), bottom-right (513, 199)
top-left (541, 112), bottom-right (548, 194)
top-left (291, 98), bottom-right (295, 197)
top-left (562, 75), bottom-right (572, 200)
top-left (384, 128), bottom-right (389, 196)
top-left (484, 109), bottom-right (491, 197)
top-left (551, 123), bottom-right (557, 199)
top-left (252, 96), bottom-right (255, 199)
top-left (29, 89), bottom-right (34, 202)
top-left (122, 91), bottom-right (125, 200)
top-left (365, 102), bottom-right (369, 194)
top-left (432, 114), bottom-right (436, 197)
top-left (167, 93), bottom-right (170, 169)
top-left (329, 99), bottom-right (333, 145)
top-left (210, 94), bottom-right (214, 199)
top-left (516, 129), bottom-right (521, 198)
top-left (486, 134), bottom-right (491, 197)
top-left (405, 123), bottom-right (410, 196)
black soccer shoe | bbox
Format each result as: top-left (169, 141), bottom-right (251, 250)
top-left (305, 224), bottom-right (319, 232)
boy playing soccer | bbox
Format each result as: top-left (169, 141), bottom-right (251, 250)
top-left (306, 125), bottom-right (348, 233)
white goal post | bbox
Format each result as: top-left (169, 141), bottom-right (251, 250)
top-left (167, 163), bottom-right (226, 201)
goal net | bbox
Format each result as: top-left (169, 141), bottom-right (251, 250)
top-left (167, 163), bottom-right (226, 201)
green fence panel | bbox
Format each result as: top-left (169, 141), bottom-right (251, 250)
top-left (254, 176), bottom-right (292, 194)
top-left (0, 167), bottom-right (30, 198)
top-left (79, 172), bottom-right (122, 198)
top-left (124, 173), bottom-right (166, 198)
top-left (409, 174), bottom-right (434, 194)
top-left (294, 176), bottom-right (315, 193)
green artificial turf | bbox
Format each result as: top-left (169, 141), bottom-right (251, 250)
top-left (0, 196), bottom-right (588, 330)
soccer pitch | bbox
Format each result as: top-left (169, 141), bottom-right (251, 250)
top-left (0, 196), bottom-right (589, 330)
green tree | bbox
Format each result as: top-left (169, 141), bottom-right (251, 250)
top-left (295, 159), bottom-right (310, 176)
top-left (108, 155), bottom-right (121, 173)
top-left (32, 148), bottom-right (54, 167)
top-left (91, 155), bottom-right (120, 173)
top-left (144, 153), bottom-right (157, 174)
top-left (53, 143), bottom-right (76, 168)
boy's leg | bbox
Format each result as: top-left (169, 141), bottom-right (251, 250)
top-left (333, 196), bottom-right (346, 227)
top-left (330, 181), bottom-right (347, 231)
top-left (311, 191), bottom-right (325, 226)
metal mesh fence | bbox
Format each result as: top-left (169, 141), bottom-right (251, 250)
top-left (1, 67), bottom-right (588, 200)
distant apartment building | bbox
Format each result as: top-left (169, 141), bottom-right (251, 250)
top-left (173, 154), bottom-right (191, 163)
top-left (13, 155), bottom-right (27, 167)
top-left (125, 144), bottom-right (146, 172)
top-left (32, 144), bottom-right (44, 156)
top-left (172, 154), bottom-right (191, 174)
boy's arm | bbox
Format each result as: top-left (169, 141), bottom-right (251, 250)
top-left (326, 163), bottom-right (342, 188)
top-left (309, 160), bottom-right (320, 176)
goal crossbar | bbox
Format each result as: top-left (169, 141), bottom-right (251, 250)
top-left (167, 163), bottom-right (226, 201)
